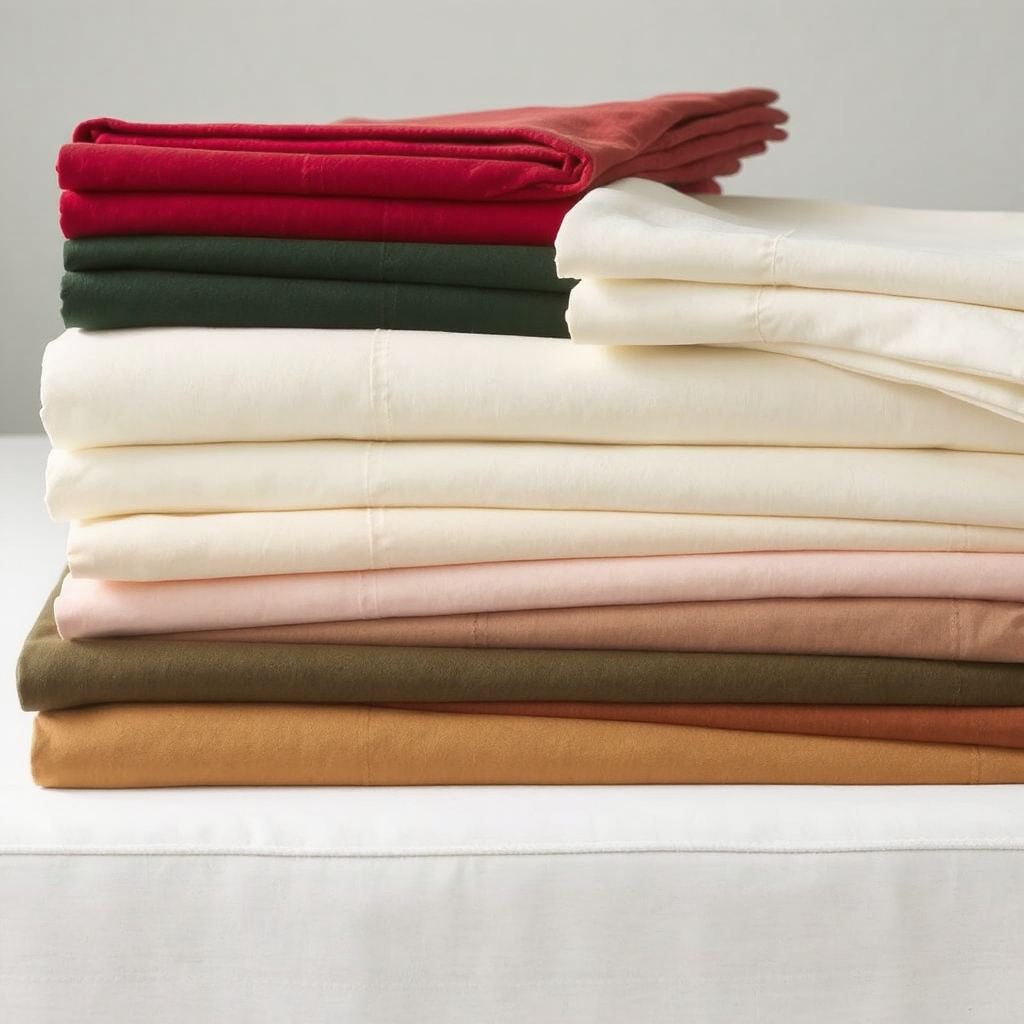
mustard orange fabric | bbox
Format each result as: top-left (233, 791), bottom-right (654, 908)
top-left (31, 703), bottom-right (1024, 788)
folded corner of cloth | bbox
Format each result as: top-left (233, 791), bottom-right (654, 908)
top-left (553, 177), bottom-right (1024, 420)
top-left (554, 176), bottom-right (1024, 303)
top-left (56, 87), bottom-right (787, 209)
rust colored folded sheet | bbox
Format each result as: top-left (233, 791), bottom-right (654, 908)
top-left (170, 597), bottom-right (1024, 663)
top-left (379, 701), bottom-right (1024, 749)
top-left (31, 702), bottom-right (1024, 788)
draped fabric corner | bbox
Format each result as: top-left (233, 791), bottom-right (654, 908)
top-left (555, 177), bottom-right (1024, 421)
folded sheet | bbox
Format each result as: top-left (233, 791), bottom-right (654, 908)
top-left (377, 701), bottom-right (1024, 749)
top-left (41, 329), bottom-right (1024, 452)
top-left (19, 583), bottom-right (1024, 712)
top-left (31, 703), bottom-right (1024, 787)
top-left (153, 598), bottom-right (1024, 664)
top-left (555, 178), bottom-right (1024, 310)
top-left (46, 442), bottom-right (1024, 524)
top-left (61, 271), bottom-right (570, 335)
top-left (63, 237), bottom-right (570, 290)
top-left (59, 90), bottom-right (786, 202)
top-left (566, 277), bottom-right (1024, 421)
top-left (54, 551), bottom-right (1024, 638)
top-left (65, 508), bottom-right (1024, 581)
top-left (59, 191), bottom-right (581, 245)
top-left (557, 178), bottom-right (1024, 420)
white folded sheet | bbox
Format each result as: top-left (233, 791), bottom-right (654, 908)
top-left (556, 179), bottom-right (1024, 420)
top-left (40, 328), bottom-right (1024, 453)
top-left (66, 508), bottom-right (1024, 581)
top-left (554, 177), bottom-right (1024, 308)
top-left (566, 278), bottom-right (1024, 421)
top-left (46, 442), bottom-right (1024, 528)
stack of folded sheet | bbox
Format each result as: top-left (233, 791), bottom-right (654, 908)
top-left (57, 87), bottom-right (786, 337)
top-left (20, 88), bottom-right (1024, 788)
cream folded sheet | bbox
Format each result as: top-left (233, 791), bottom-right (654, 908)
top-left (556, 179), bottom-right (1024, 421)
top-left (40, 328), bottom-right (1024, 452)
top-left (55, 551), bottom-right (1024, 638)
top-left (66, 509), bottom-right (1024, 581)
top-left (554, 177), bottom-right (1024, 308)
top-left (46, 443), bottom-right (1024, 524)
top-left (564, 278), bottom-right (1024, 421)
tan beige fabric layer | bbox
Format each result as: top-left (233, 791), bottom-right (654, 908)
top-left (32, 703), bottom-right (1024, 788)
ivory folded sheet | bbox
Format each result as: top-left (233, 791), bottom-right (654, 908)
top-left (557, 179), bottom-right (1024, 419)
top-left (46, 442), bottom-right (1024, 523)
top-left (555, 177), bottom-right (1024, 309)
top-left (41, 329), bottom-right (1024, 452)
top-left (64, 508), bottom-right (1024, 581)
top-left (565, 278), bottom-right (1024, 421)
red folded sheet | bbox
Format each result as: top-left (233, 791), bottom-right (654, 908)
top-left (58, 88), bottom-right (786, 242)
top-left (59, 88), bottom-right (786, 200)
top-left (59, 191), bottom-right (580, 244)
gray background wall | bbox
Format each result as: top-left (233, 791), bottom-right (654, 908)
top-left (1, 0), bottom-right (1021, 434)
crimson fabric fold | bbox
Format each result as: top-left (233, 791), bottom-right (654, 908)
top-left (59, 191), bottom-right (579, 245)
top-left (59, 89), bottom-right (786, 201)
top-left (58, 89), bottom-right (785, 242)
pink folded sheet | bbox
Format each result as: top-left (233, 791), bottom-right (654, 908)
top-left (55, 549), bottom-right (1024, 639)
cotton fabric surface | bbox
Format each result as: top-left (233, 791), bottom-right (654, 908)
top-left (59, 90), bottom-right (786, 201)
top-left (565, 277), bottom-right (1024, 421)
top-left (554, 177), bottom-right (1024, 310)
top-left (65, 508), bottom-right (1024, 581)
top-left (54, 551), bottom-right (1024, 638)
top-left (58, 191), bottom-right (583, 245)
top-left (557, 178), bottom-right (1024, 420)
top-left (41, 329), bottom-right (1024, 452)
top-left (30, 703), bottom-right (1024, 787)
top-left (45, 442), bottom-right (1024, 524)
top-left (63, 236), bottom-right (569, 290)
top-left (6, 785), bottom-right (1024, 1024)
top-left (375, 700), bottom-right (1024, 749)
top-left (19, 583), bottom-right (1024, 712)
top-left (61, 271), bottom-right (570, 335)
top-left (148, 597), bottom-right (1024, 664)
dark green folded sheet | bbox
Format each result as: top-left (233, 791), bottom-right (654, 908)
top-left (63, 236), bottom-right (570, 288)
top-left (18, 581), bottom-right (1024, 711)
top-left (61, 269), bottom-right (571, 335)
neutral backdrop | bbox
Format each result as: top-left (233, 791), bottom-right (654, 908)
top-left (1, 0), bottom-right (1021, 434)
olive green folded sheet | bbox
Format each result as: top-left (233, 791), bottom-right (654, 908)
top-left (63, 236), bottom-right (570, 290)
top-left (17, 580), bottom-right (1024, 711)
top-left (61, 269), bottom-right (571, 335)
